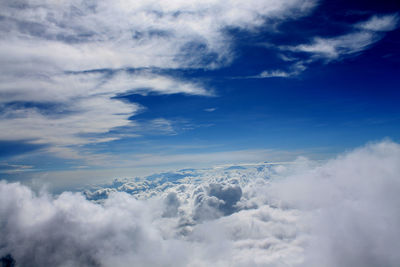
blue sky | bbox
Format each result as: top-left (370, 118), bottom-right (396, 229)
top-left (0, 0), bottom-right (399, 189)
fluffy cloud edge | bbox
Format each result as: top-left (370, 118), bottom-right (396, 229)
top-left (1, 140), bottom-right (400, 266)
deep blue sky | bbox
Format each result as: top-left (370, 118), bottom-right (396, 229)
top-left (0, 0), bottom-right (399, 189)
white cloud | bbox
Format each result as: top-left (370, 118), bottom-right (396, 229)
top-left (2, 141), bottom-right (400, 266)
top-left (0, 95), bottom-right (138, 146)
top-left (288, 31), bottom-right (379, 59)
top-left (0, 0), bottom-right (316, 160)
top-left (0, 71), bottom-right (211, 104)
top-left (120, 149), bottom-right (303, 169)
top-left (0, 161), bottom-right (303, 266)
top-left (0, 0), bottom-right (316, 70)
top-left (258, 70), bottom-right (291, 78)
top-left (276, 13), bottom-right (399, 75)
top-left (266, 140), bottom-right (400, 266)
top-left (0, 71), bottom-right (209, 158)
top-left (286, 14), bottom-right (399, 60)
top-left (233, 70), bottom-right (292, 79)
top-left (18, 148), bottom-right (308, 192)
top-left (248, 61), bottom-right (306, 79)
top-left (356, 14), bottom-right (399, 32)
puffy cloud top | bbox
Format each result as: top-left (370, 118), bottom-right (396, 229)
top-left (1, 141), bottom-right (400, 266)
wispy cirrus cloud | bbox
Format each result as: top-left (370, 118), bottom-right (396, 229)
top-left (0, 70), bottom-right (210, 157)
top-left (355, 14), bottom-right (399, 32)
top-left (247, 62), bottom-right (306, 78)
top-left (0, 0), bottom-right (316, 70)
top-left (0, 163), bottom-right (34, 174)
top-left (255, 13), bottom-right (399, 78)
top-left (286, 14), bottom-right (398, 60)
top-left (0, 0), bottom-right (316, 161)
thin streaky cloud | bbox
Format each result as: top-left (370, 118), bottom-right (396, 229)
top-left (0, 0), bottom-right (316, 160)
top-left (284, 14), bottom-right (399, 61)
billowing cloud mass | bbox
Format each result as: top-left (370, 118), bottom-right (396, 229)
top-left (0, 0), bottom-right (316, 159)
top-left (1, 140), bottom-right (400, 266)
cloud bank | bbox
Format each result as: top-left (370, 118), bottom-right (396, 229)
top-left (1, 140), bottom-right (400, 266)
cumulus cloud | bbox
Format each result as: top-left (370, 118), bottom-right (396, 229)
top-left (1, 141), bottom-right (400, 266)
top-left (267, 140), bottom-right (400, 267)
top-left (193, 182), bottom-right (242, 221)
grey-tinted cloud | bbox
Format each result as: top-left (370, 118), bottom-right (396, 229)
top-left (1, 141), bottom-right (400, 266)
top-left (193, 182), bottom-right (242, 221)
top-left (268, 140), bottom-right (400, 267)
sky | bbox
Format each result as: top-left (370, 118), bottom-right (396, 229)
top-left (2, 1), bottom-right (400, 266)
top-left (0, 0), bottom-right (399, 190)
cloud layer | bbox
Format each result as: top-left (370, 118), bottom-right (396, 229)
top-left (1, 140), bottom-right (400, 266)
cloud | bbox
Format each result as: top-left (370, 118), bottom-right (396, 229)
top-left (0, 162), bottom-right (302, 267)
top-left (252, 70), bottom-right (292, 78)
top-left (0, 0), bottom-right (316, 160)
top-left (266, 140), bottom-right (400, 266)
top-left (288, 31), bottom-right (380, 59)
top-left (1, 140), bottom-right (400, 266)
top-left (116, 148), bottom-right (305, 169)
top-left (17, 148), bottom-right (307, 193)
top-left (0, 71), bottom-right (209, 159)
top-left (0, 163), bottom-right (33, 174)
top-left (290, 14), bottom-right (398, 60)
top-left (0, 0), bottom-right (316, 70)
top-left (273, 13), bottom-right (399, 76)
top-left (356, 14), bottom-right (399, 32)
top-left (193, 182), bottom-right (242, 221)
top-left (249, 61), bottom-right (307, 79)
